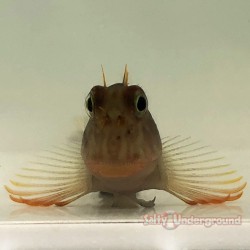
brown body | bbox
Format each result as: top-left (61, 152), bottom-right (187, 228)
top-left (81, 83), bottom-right (162, 194)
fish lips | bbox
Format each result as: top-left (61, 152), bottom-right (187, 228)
top-left (84, 158), bottom-right (158, 179)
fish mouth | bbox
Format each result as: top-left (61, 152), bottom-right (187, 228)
top-left (84, 159), bottom-right (157, 179)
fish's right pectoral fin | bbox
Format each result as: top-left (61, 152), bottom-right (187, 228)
top-left (160, 136), bottom-right (247, 205)
top-left (5, 142), bottom-right (92, 206)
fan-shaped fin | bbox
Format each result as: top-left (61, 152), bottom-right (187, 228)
top-left (5, 127), bottom-right (92, 206)
top-left (160, 136), bottom-right (246, 205)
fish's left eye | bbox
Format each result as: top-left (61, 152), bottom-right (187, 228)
top-left (135, 95), bottom-right (147, 112)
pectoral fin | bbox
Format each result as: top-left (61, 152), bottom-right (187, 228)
top-left (159, 136), bottom-right (246, 205)
top-left (5, 125), bottom-right (92, 206)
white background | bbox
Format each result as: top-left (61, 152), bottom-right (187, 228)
top-left (0, 0), bottom-right (250, 249)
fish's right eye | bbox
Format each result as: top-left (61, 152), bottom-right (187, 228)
top-left (86, 95), bottom-right (93, 113)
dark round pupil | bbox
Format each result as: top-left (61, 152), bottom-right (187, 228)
top-left (137, 96), bottom-right (146, 111)
top-left (87, 97), bottom-right (93, 112)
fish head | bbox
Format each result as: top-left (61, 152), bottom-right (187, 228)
top-left (82, 81), bottom-right (162, 180)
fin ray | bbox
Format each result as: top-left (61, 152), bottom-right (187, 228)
top-left (160, 136), bottom-right (246, 205)
top-left (5, 127), bottom-right (92, 206)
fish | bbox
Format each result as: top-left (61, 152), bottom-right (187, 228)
top-left (5, 66), bottom-right (247, 207)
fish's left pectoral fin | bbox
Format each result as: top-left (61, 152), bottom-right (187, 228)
top-left (5, 142), bottom-right (92, 206)
top-left (160, 136), bottom-right (247, 205)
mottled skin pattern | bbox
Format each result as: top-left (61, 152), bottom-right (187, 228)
top-left (81, 83), bottom-right (163, 206)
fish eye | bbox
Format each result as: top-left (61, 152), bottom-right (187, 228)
top-left (85, 94), bottom-right (93, 113)
top-left (135, 95), bottom-right (147, 113)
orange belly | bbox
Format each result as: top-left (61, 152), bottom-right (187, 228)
top-left (85, 159), bottom-right (157, 179)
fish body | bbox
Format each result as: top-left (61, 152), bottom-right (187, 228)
top-left (82, 83), bottom-right (162, 195)
top-left (5, 67), bottom-right (247, 207)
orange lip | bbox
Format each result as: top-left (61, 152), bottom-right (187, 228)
top-left (85, 160), bottom-right (154, 178)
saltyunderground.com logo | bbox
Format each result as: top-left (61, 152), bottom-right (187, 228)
top-left (143, 211), bottom-right (242, 230)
